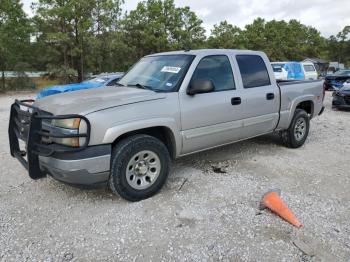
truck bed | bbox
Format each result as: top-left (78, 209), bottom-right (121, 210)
top-left (276, 79), bottom-right (324, 130)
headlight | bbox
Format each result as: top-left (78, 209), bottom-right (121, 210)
top-left (51, 118), bottom-right (81, 129)
top-left (50, 118), bottom-right (86, 147)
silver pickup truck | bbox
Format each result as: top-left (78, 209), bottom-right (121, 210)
top-left (9, 49), bottom-right (325, 201)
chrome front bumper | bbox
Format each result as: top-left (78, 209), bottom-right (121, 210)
top-left (38, 144), bottom-right (112, 185)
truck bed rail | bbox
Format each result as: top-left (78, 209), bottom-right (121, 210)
top-left (277, 79), bottom-right (322, 86)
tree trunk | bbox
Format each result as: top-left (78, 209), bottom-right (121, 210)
top-left (1, 70), bottom-right (5, 91)
top-left (79, 39), bottom-right (84, 82)
top-left (74, 16), bottom-right (83, 82)
top-left (63, 45), bottom-right (68, 83)
top-left (79, 54), bottom-right (84, 82)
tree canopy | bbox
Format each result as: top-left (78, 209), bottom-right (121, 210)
top-left (0, 0), bottom-right (31, 89)
top-left (0, 0), bottom-right (349, 87)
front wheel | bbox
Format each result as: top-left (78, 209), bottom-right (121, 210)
top-left (109, 134), bottom-right (170, 201)
top-left (280, 109), bottom-right (310, 148)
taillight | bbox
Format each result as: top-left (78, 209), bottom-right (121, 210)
top-left (322, 81), bottom-right (326, 101)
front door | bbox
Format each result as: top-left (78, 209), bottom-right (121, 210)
top-left (179, 55), bottom-right (245, 154)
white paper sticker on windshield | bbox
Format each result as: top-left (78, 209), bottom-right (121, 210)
top-left (161, 66), bottom-right (181, 74)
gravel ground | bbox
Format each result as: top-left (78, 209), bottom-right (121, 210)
top-left (1, 91), bottom-right (349, 261)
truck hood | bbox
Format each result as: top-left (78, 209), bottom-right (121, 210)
top-left (33, 86), bottom-right (166, 115)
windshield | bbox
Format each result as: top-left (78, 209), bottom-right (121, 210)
top-left (118, 55), bottom-right (195, 92)
top-left (334, 70), bottom-right (350, 76)
top-left (271, 63), bottom-right (285, 73)
top-left (86, 77), bottom-right (110, 83)
top-left (272, 64), bottom-right (285, 73)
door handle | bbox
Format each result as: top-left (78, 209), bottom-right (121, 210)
top-left (231, 97), bottom-right (241, 105)
top-left (266, 93), bottom-right (275, 100)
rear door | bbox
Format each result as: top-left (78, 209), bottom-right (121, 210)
top-left (233, 54), bottom-right (280, 137)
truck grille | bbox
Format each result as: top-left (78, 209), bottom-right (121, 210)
top-left (8, 99), bottom-right (91, 179)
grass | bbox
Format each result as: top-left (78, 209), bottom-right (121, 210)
top-left (0, 77), bottom-right (60, 93)
top-left (32, 78), bottom-right (60, 90)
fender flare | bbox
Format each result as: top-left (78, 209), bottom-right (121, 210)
top-left (102, 117), bottom-right (181, 156)
top-left (286, 95), bottom-right (315, 127)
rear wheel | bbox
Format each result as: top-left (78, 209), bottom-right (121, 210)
top-left (281, 109), bottom-right (310, 148)
top-left (109, 134), bottom-right (170, 201)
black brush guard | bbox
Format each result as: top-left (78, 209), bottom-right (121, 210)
top-left (8, 99), bottom-right (91, 179)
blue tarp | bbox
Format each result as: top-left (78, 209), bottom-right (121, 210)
top-left (36, 82), bottom-right (103, 99)
top-left (36, 73), bottom-right (124, 99)
top-left (283, 62), bottom-right (305, 80)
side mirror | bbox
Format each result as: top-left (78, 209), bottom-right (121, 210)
top-left (187, 79), bottom-right (215, 95)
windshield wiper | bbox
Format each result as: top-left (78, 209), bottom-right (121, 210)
top-left (128, 83), bottom-right (154, 91)
top-left (114, 82), bottom-right (125, 86)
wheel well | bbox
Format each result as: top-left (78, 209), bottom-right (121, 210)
top-left (112, 126), bottom-right (176, 159)
top-left (296, 101), bottom-right (314, 117)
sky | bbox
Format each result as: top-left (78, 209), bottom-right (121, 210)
top-left (21, 0), bottom-right (350, 37)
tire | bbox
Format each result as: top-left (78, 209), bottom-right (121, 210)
top-left (109, 134), bottom-right (170, 201)
top-left (280, 109), bottom-right (310, 148)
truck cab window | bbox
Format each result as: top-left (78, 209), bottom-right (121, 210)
top-left (191, 55), bottom-right (235, 91)
top-left (236, 55), bottom-right (271, 88)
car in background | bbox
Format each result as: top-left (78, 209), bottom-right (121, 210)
top-left (332, 83), bottom-right (350, 110)
top-left (301, 62), bottom-right (318, 80)
top-left (327, 62), bottom-right (345, 74)
top-left (343, 79), bottom-right (350, 89)
top-left (37, 72), bottom-right (124, 99)
top-left (271, 62), bottom-right (305, 80)
top-left (324, 69), bottom-right (350, 91)
top-left (271, 63), bottom-right (288, 80)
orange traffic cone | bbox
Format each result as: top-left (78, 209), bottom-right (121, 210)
top-left (260, 189), bottom-right (303, 228)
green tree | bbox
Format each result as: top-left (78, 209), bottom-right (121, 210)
top-left (207, 21), bottom-right (243, 49)
top-left (171, 5), bottom-right (206, 49)
top-left (121, 0), bottom-right (205, 63)
top-left (0, 0), bottom-right (31, 90)
top-left (33, 0), bottom-right (124, 82)
top-left (87, 0), bottom-right (124, 73)
top-left (327, 26), bottom-right (350, 66)
top-left (239, 18), bottom-right (325, 61)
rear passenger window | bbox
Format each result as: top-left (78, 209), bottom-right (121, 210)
top-left (303, 65), bottom-right (316, 72)
top-left (236, 55), bottom-right (271, 88)
top-left (191, 55), bottom-right (235, 91)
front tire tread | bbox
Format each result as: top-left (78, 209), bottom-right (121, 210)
top-left (109, 134), bottom-right (170, 202)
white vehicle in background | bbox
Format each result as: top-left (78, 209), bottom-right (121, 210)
top-left (343, 79), bottom-right (350, 88)
top-left (328, 62), bottom-right (345, 74)
top-left (302, 62), bottom-right (318, 80)
top-left (271, 63), bottom-right (288, 80)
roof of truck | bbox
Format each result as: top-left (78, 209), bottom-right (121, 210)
top-left (146, 49), bottom-right (265, 57)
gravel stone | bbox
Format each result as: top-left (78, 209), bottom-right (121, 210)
top-left (0, 91), bottom-right (349, 261)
